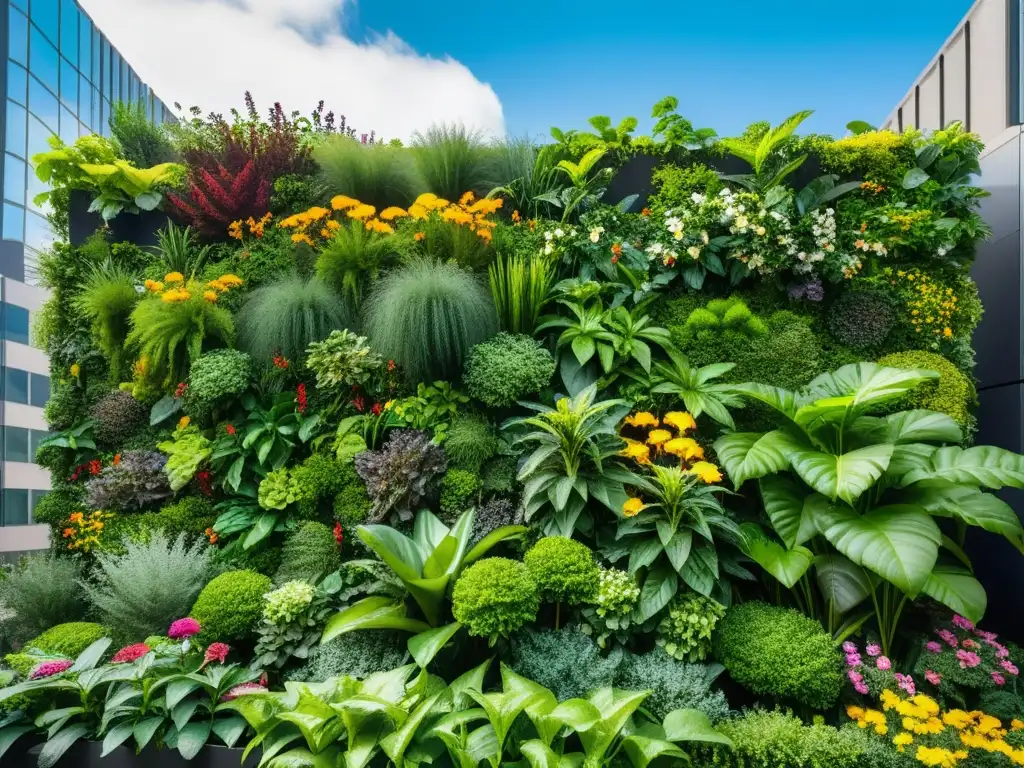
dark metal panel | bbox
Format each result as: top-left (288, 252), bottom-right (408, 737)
top-left (977, 134), bottom-right (1021, 243)
top-left (971, 230), bottom-right (1022, 388)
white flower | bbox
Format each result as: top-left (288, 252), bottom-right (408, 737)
top-left (824, 243), bottom-right (835, 252)
top-left (686, 245), bottom-right (702, 259)
top-left (701, 231), bottom-right (709, 244)
top-left (811, 226), bottom-right (822, 236)
top-left (718, 188), bottom-right (731, 197)
top-left (543, 243), bottom-right (554, 255)
top-left (755, 226), bottom-right (766, 236)
top-left (725, 207), bottom-right (736, 218)
top-left (737, 205), bottom-right (746, 214)
top-left (691, 192), bottom-right (706, 205)
top-left (646, 242), bottom-right (664, 255)
top-left (589, 226), bottom-right (605, 243)
top-left (937, 246), bottom-right (949, 256)
top-left (663, 209), bottom-right (673, 217)
top-left (825, 208), bottom-right (834, 216)
top-left (554, 228), bottom-right (564, 238)
top-left (735, 216), bottom-right (749, 230)
top-left (665, 217), bottom-right (683, 233)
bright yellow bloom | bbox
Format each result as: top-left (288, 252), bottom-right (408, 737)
top-left (688, 461), bottom-right (723, 484)
top-left (468, 197), bottom-right (503, 215)
top-left (881, 690), bottom-right (902, 711)
top-left (203, 290), bottom-right (218, 302)
top-left (326, 219), bottom-right (341, 231)
top-left (459, 191), bottom-right (475, 206)
top-left (70, 363), bottom-right (80, 378)
top-left (160, 288), bottom-right (191, 303)
top-left (306, 206), bottom-right (331, 220)
top-left (413, 193), bottom-right (439, 208)
top-left (915, 746), bottom-right (968, 767)
top-left (626, 412), bottom-right (659, 428)
top-left (144, 279), bottom-right (162, 292)
top-left (219, 274), bottom-right (243, 287)
top-left (227, 220), bottom-right (243, 239)
top-left (291, 233), bottom-right (314, 246)
top-left (207, 279), bottom-right (227, 292)
top-left (664, 437), bottom-right (704, 461)
top-left (177, 416), bottom-right (191, 430)
top-left (379, 206), bottom-right (408, 221)
top-left (863, 710), bottom-right (886, 726)
top-left (408, 204), bottom-right (429, 220)
top-left (943, 710), bottom-right (973, 730)
top-left (365, 219), bottom-right (394, 234)
top-left (164, 271), bottom-right (184, 283)
top-left (847, 706), bottom-right (865, 720)
top-left (912, 695), bottom-right (940, 717)
top-left (414, 232), bottom-right (425, 241)
top-left (663, 411), bottom-right (696, 433)
top-left (1012, 719), bottom-right (1024, 731)
top-left (441, 207), bottom-right (474, 225)
top-left (622, 497), bottom-right (644, 517)
top-left (646, 429), bottom-right (672, 446)
top-left (347, 203), bottom-right (376, 221)
top-left (893, 733), bottom-right (913, 752)
top-left (620, 440), bottom-right (651, 465)
top-left (331, 195), bottom-right (360, 211)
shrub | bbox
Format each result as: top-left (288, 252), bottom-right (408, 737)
top-left (84, 532), bottom-right (218, 640)
top-left (614, 649), bottom-right (730, 722)
top-left (481, 456), bottom-right (517, 495)
top-left (355, 429), bottom-right (447, 524)
top-left (313, 136), bottom-right (424, 210)
top-left (509, 627), bottom-right (619, 701)
top-left (827, 290), bottom-right (895, 350)
top-left (316, 220), bottom-right (402, 310)
top-left (32, 483), bottom-right (85, 526)
top-left (363, 260), bottom-right (497, 383)
top-left (582, 566), bottom-right (641, 649)
top-left (735, 311), bottom-right (825, 390)
top-left (286, 630), bottom-right (408, 683)
top-left (472, 497), bottom-right (521, 545)
top-left (24, 622), bottom-right (108, 658)
top-left (157, 496), bottom-right (216, 541)
top-left (452, 557), bottom-right (539, 638)
top-left (656, 593), bottom-right (726, 663)
top-left (0, 555), bottom-right (87, 643)
top-left (411, 124), bottom-right (493, 201)
top-left (275, 522), bottom-right (342, 585)
top-left (305, 331), bottom-right (383, 392)
top-left (190, 570), bottom-right (273, 644)
top-left (258, 469), bottom-right (302, 511)
top-left (439, 469), bottom-right (481, 521)
top-left (236, 273), bottom-right (352, 365)
top-left (293, 454), bottom-right (349, 519)
top-left (89, 390), bottom-right (148, 446)
top-left (184, 349), bottom-right (252, 421)
top-left (270, 173), bottom-right (325, 215)
top-left (333, 463), bottom-right (372, 530)
top-left (715, 601), bottom-right (843, 710)
top-left (109, 101), bottom-right (176, 168)
top-left (649, 163), bottom-right (724, 215)
top-left (523, 537), bottom-right (599, 606)
top-left (692, 709), bottom-right (865, 768)
top-left (84, 450), bottom-right (173, 512)
top-left (876, 350), bottom-right (974, 426)
top-left (73, 261), bottom-right (139, 381)
top-left (444, 414), bottom-right (500, 472)
top-left (464, 333), bottom-right (556, 407)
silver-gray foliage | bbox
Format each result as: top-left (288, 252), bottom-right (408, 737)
top-left (0, 554), bottom-right (87, 644)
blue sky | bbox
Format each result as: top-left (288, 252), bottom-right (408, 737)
top-left (346, 0), bottom-right (975, 140)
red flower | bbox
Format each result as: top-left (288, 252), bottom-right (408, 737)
top-left (88, 459), bottom-right (102, 476)
top-left (296, 383), bottom-right (308, 414)
top-left (203, 642), bottom-right (230, 667)
top-left (333, 522), bottom-right (344, 547)
top-left (272, 354), bottom-right (289, 370)
top-left (387, 360), bottom-right (396, 372)
top-left (371, 402), bottom-right (382, 416)
top-left (174, 382), bottom-right (188, 398)
top-left (352, 395), bottom-right (366, 413)
top-left (112, 643), bottom-right (151, 664)
top-left (196, 470), bottom-right (213, 497)
top-left (225, 423), bottom-right (236, 436)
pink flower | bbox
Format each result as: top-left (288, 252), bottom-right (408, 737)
top-left (30, 660), bottom-right (74, 679)
top-left (203, 643), bottom-right (230, 666)
top-left (895, 673), bottom-right (916, 696)
top-left (848, 670), bottom-right (864, 684)
top-left (961, 638), bottom-right (979, 649)
top-left (168, 618), bottom-right (201, 640)
top-left (956, 650), bottom-right (981, 669)
top-left (846, 653), bottom-right (862, 667)
top-left (842, 641), bottom-right (858, 654)
top-left (221, 682), bottom-right (266, 702)
top-left (992, 672), bottom-right (1006, 686)
top-left (996, 646), bottom-right (1011, 659)
top-left (876, 656), bottom-right (892, 671)
top-left (866, 644), bottom-right (881, 657)
top-left (1000, 660), bottom-right (1019, 676)
top-left (925, 669), bottom-right (942, 685)
top-left (926, 641), bottom-right (943, 654)
top-left (936, 628), bottom-right (959, 647)
top-left (952, 615), bottom-right (974, 631)
top-left (111, 643), bottom-right (150, 664)
top-left (976, 630), bottom-right (999, 642)
top-left (854, 681), bottom-right (869, 695)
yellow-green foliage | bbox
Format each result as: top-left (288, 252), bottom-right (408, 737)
top-left (877, 350), bottom-right (975, 426)
top-left (452, 558), bottom-right (539, 638)
top-left (523, 536), bottom-right (600, 606)
top-left (816, 129), bottom-right (917, 183)
top-left (25, 622), bottom-right (109, 658)
top-left (190, 570), bottom-right (272, 643)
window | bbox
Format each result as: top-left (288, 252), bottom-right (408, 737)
top-left (29, 75), bottom-right (59, 134)
top-left (111, 51), bottom-right (121, 102)
top-left (4, 155), bottom-right (27, 206)
top-left (4, 427), bottom-right (29, 462)
top-left (2, 204), bottom-right (24, 242)
top-left (60, 0), bottom-right (80, 67)
top-left (29, 26), bottom-right (59, 96)
top-left (3, 305), bottom-right (30, 344)
top-left (59, 105), bottom-right (77, 145)
top-left (2, 490), bottom-right (30, 526)
top-left (29, 429), bottom-right (49, 457)
top-left (78, 73), bottom-right (90, 127)
top-left (11, 0), bottom-right (27, 11)
top-left (3, 367), bottom-right (28, 404)
top-left (24, 211), bottom-right (53, 255)
top-left (31, 0), bottom-right (60, 45)
top-left (92, 28), bottom-right (101, 85)
top-left (9, 9), bottom-right (28, 66)
top-left (60, 57), bottom-right (77, 111)
top-left (8, 61), bottom-right (28, 107)
top-left (6, 101), bottom-right (28, 159)
top-left (27, 116), bottom-right (54, 167)
top-left (30, 373), bottom-right (49, 406)
top-left (80, 15), bottom-right (91, 72)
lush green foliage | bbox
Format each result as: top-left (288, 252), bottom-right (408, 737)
top-left (878, 349), bottom-right (974, 426)
top-left (411, 124), bottom-right (493, 201)
top-left (314, 136), bottom-right (424, 210)
top-left (443, 413), bottom-right (500, 472)
top-left (183, 349), bottom-right (252, 421)
top-left (0, 555), bottom-right (87, 643)
top-left (523, 535), bottom-right (600, 605)
top-left (615, 649), bottom-right (730, 722)
top-left (189, 569), bottom-right (273, 643)
top-left (23, 622), bottom-right (108, 659)
top-left (275, 522), bottom-right (342, 584)
top-left (89, 390), bottom-right (147, 446)
top-left (656, 593), bottom-right (726, 662)
top-left (439, 468), bottom-right (481, 520)
top-left (464, 332), bottom-right (556, 407)
top-left (508, 626), bottom-right (619, 700)
top-left (452, 557), bottom-right (540, 637)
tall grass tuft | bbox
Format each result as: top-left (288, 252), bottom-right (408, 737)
top-left (150, 223), bottom-right (212, 279)
top-left (363, 260), bottom-right (497, 382)
top-left (486, 137), bottom-right (561, 219)
top-left (236, 272), bottom-right (353, 364)
top-left (488, 232), bottom-right (554, 334)
top-left (313, 136), bottom-right (424, 210)
top-left (74, 260), bottom-right (140, 382)
top-left (109, 100), bottom-right (177, 168)
top-left (0, 555), bottom-right (87, 644)
top-left (411, 124), bottom-right (494, 201)
top-left (316, 221), bottom-right (401, 310)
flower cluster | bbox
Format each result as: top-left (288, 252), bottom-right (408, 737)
top-left (844, 640), bottom-right (901, 696)
top-left (112, 643), bottom-right (151, 664)
top-left (262, 581), bottom-right (316, 625)
top-left (407, 191), bottom-right (502, 243)
top-left (227, 212), bottom-right (272, 240)
top-left (619, 410), bottom-right (720, 494)
top-left (168, 617), bottom-right (202, 640)
top-left (61, 509), bottom-right (113, 552)
top-left (145, 271), bottom-right (243, 304)
top-left (30, 659), bottom-right (74, 679)
top-left (916, 617), bottom-right (1019, 697)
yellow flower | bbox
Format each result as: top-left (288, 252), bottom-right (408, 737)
top-left (379, 206), bottom-right (408, 221)
top-left (228, 220), bottom-right (243, 240)
top-left (863, 710), bottom-right (886, 726)
top-left (1012, 719), bottom-right (1024, 731)
top-left (207, 279), bottom-right (226, 292)
top-left (625, 412), bottom-right (659, 428)
top-left (893, 732), bottom-right (913, 751)
top-left (326, 219), bottom-right (341, 231)
top-left (164, 271), bottom-right (184, 283)
top-left (414, 232), bottom-right (425, 241)
top-left (459, 191), bottom-right (475, 206)
top-left (347, 203), bottom-right (376, 221)
top-left (331, 195), bottom-right (360, 211)
top-left (620, 440), bottom-right (651, 465)
top-left (219, 274), bottom-right (243, 287)
top-left (880, 689), bottom-right (901, 711)
top-left (366, 219), bottom-right (395, 234)
top-left (203, 290), bottom-right (218, 302)
top-left (291, 233), bottom-right (314, 247)
top-left (688, 461), bottom-right (723, 484)
top-left (622, 498), bottom-right (644, 517)
top-left (663, 411), bottom-right (696, 433)
top-left (413, 193), bottom-right (439, 209)
top-left (943, 327), bottom-right (953, 337)
top-left (646, 429), bottom-right (672, 447)
top-left (664, 437), bottom-right (704, 461)
top-left (915, 746), bottom-right (966, 767)
top-left (70, 363), bottom-right (80, 378)
top-left (305, 206), bottom-right (331, 220)
top-left (144, 279), bottom-right (163, 292)
top-left (177, 416), bottom-right (191, 430)
top-left (408, 204), bottom-right (429, 220)
top-left (912, 695), bottom-right (940, 717)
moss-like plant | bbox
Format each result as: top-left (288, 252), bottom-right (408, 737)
top-left (444, 414), bottom-right (500, 473)
top-left (275, 522), bottom-right (342, 585)
top-left (877, 350), bottom-right (974, 426)
top-left (190, 570), bottom-right (273, 644)
top-left (439, 469), bottom-right (481, 521)
top-left (363, 259), bottom-right (497, 383)
top-left (463, 333), bottom-right (556, 407)
top-left (827, 290), bottom-right (895, 350)
top-left (24, 622), bottom-right (109, 658)
top-left (523, 536), bottom-right (600, 607)
top-left (184, 349), bottom-right (252, 421)
top-left (89, 390), bottom-right (148, 446)
top-left (452, 557), bottom-right (539, 638)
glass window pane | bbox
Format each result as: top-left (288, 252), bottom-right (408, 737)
top-left (2, 204), bottom-right (24, 242)
top-left (110, 51), bottom-right (120, 102)
top-left (24, 211), bottom-right (52, 255)
top-left (5, 426), bottom-right (29, 462)
top-left (29, 26), bottom-right (59, 96)
top-left (3, 489), bottom-right (30, 526)
top-left (27, 115), bottom-right (54, 165)
top-left (31, 0), bottom-right (59, 45)
top-left (3, 305), bottom-right (29, 345)
top-left (120, 62), bottom-right (128, 103)
top-left (11, 0), bottom-right (27, 11)
top-left (29, 76), bottom-right (59, 134)
top-left (92, 28), bottom-right (100, 84)
top-left (60, 0), bottom-right (79, 66)
top-left (29, 374), bottom-right (49, 406)
top-left (79, 16), bottom-right (91, 72)
top-left (100, 37), bottom-right (109, 96)
top-left (78, 73), bottom-right (90, 126)
top-left (4, 155), bottom-right (26, 206)
top-left (59, 105), bottom-right (76, 145)
top-left (3, 367), bottom-right (28, 404)
top-left (6, 101), bottom-right (28, 159)
top-left (7, 61), bottom-right (28, 107)
top-left (9, 10), bottom-right (28, 67)
top-left (60, 57), bottom-right (77, 111)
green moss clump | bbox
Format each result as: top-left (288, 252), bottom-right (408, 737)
top-left (25, 622), bottom-right (109, 658)
top-left (190, 570), bottom-right (272, 644)
top-left (649, 163), bottom-right (724, 215)
top-left (452, 558), bottom-right (539, 638)
top-left (439, 469), bottom-right (481, 522)
top-left (523, 536), bottom-right (599, 606)
top-left (333, 463), bottom-right (372, 530)
top-left (275, 522), bottom-right (342, 585)
top-left (464, 333), bottom-right (556, 408)
top-left (158, 496), bottom-right (216, 541)
top-left (293, 454), bottom-right (349, 519)
top-left (877, 350), bottom-right (975, 426)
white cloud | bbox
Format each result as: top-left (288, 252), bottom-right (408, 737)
top-left (77, 0), bottom-right (506, 141)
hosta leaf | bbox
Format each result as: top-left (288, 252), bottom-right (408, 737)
top-left (759, 476), bottom-right (816, 549)
top-left (713, 431), bottom-right (799, 488)
top-left (921, 567), bottom-right (987, 623)
top-left (814, 552), bottom-right (873, 614)
top-left (791, 445), bottom-right (893, 504)
top-left (900, 446), bottom-right (1024, 489)
top-left (662, 708), bottom-right (733, 746)
top-left (739, 523), bottom-right (813, 589)
top-left (900, 482), bottom-right (1024, 549)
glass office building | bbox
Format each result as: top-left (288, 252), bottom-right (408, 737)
top-left (0, 0), bottom-right (172, 551)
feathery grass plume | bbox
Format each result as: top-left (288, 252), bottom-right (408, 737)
top-left (73, 259), bottom-right (139, 382)
top-left (411, 124), bottom-right (494, 201)
top-left (150, 222), bottom-right (212, 279)
top-left (363, 259), bottom-right (497, 382)
top-left (0, 555), bottom-right (87, 644)
top-left (236, 272), bottom-right (353, 364)
top-left (316, 221), bottom-right (401, 310)
top-left (313, 136), bottom-right (424, 210)
top-left (83, 531), bottom-right (218, 641)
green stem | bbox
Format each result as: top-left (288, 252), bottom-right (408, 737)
top-left (555, 602), bottom-right (561, 631)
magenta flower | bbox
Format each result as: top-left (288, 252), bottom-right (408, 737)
top-left (895, 673), bottom-right (916, 696)
top-left (221, 682), bottom-right (266, 702)
top-left (1000, 660), bottom-right (1019, 676)
top-left (976, 630), bottom-right (999, 642)
top-left (842, 641), bottom-right (858, 654)
top-left (992, 672), bottom-right (1007, 686)
top-left (168, 618), bottom-right (201, 640)
top-left (926, 641), bottom-right (943, 654)
top-left (111, 643), bottom-right (150, 664)
top-left (925, 669), bottom-right (942, 685)
top-left (203, 643), bottom-right (230, 666)
top-left (848, 670), bottom-right (864, 684)
top-left (854, 681), bottom-right (869, 695)
top-left (30, 659), bottom-right (74, 679)
top-left (956, 650), bottom-right (981, 669)
top-left (961, 638), bottom-right (979, 650)
top-left (952, 615), bottom-right (974, 631)
top-left (875, 656), bottom-right (891, 671)
top-left (996, 645), bottom-right (1011, 659)
top-left (936, 628), bottom-right (958, 647)
top-left (846, 653), bottom-right (862, 667)
top-left (865, 644), bottom-right (881, 657)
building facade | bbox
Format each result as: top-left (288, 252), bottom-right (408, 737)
top-left (0, 0), bottom-right (172, 553)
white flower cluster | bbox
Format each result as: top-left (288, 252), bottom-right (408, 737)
top-left (540, 225), bottom-right (575, 256)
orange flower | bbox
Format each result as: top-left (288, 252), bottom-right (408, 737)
top-left (459, 191), bottom-right (475, 206)
top-left (203, 290), bottom-right (218, 302)
top-left (113, 453), bottom-right (121, 466)
top-left (511, 210), bottom-right (522, 223)
top-left (641, 207), bottom-right (652, 217)
top-left (414, 232), bottom-right (425, 241)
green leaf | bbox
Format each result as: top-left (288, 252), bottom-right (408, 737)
top-left (900, 446), bottom-right (1024, 489)
top-left (810, 503), bottom-right (940, 596)
top-left (243, 514), bottom-right (278, 549)
top-left (150, 395), bottom-right (182, 425)
top-left (166, 678), bottom-right (203, 710)
top-left (730, 383), bottom-right (800, 421)
top-left (70, 638), bottom-right (111, 674)
top-left (921, 567), bottom-right (987, 623)
top-left (739, 523), bottom-right (813, 589)
top-left (102, 723), bottom-right (135, 757)
top-left (357, 525), bottom-right (425, 581)
top-left (322, 597), bottom-right (431, 643)
top-left (804, 363), bottom-right (938, 415)
top-left (0, 726), bottom-right (33, 761)
top-left (620, 736), bottom-right (687, 768)
top-left (380, 692), bottom-right (443, 765)
top-left (814, 552), bottom-right (873, 614)
top-left (760, 476), bottom-right (816, 549)
top-left (790, 444), bottom-right (893, 504)
top-left (211, 715), bottom-right (248, 748)
top-left (900, 482), bottom-right (1024, 549)
top-left (627, 537), bottom-right (664, 574)
top-left (408, 623), bottom-right (461, 668)
top-left (177, 720), bottom-right (212, 761)
top-left (38, 723), bottom-right (89, 768)
top-left (664, 530), bottom-right (693, 573)
top-left (713, 431), bottom-right (797, 488)
top-left (662, 708), bottom-right (733, 746)
top-left (880, 410), bottom-right (962, 444)
top-left (903, 167), bottom-right (930, 189)
top-left (133, 717), bottom-right (164, 750)
top-left (135, 190), bottom-right (161, 210)
top-left (634, 566), bottom-right (678, 622)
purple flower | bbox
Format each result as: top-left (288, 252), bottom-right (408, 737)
top-left (895, 673), bottom-right (916, 696)
top-left (866, 644), bottom-right (881, 657)
top-left (926, 641), bottom-right (943, 654)
top-left (956, 650), bottom-right (981, 669)
top-left (952, 615), bottom-right (974, 631)
top-left (168, 618), bottom-right (201, 640)
top-left (848, 670), bottom-right (864, 684)
top-left (925, 669), bottom-right (942, 685)
top-left (221, 682), bottom-right (266, 702)
top-left (936, 629), bottom-right (958, 648)
top-left (30, 660), bottom-right (74, 679)
top-left (854, 681), bottom-right (869, 695)
top-left (842, 641), bottom-right (858, 654)
top-left (1001, 660), bottom-right (1019, 676)
top-left (976, 630), bottom-right (999, 642)
top-left (876, 656), bottom-right (891, 671)
top-left (846, 653), bottom-right (862, 667)
top-left (992, 672), bottom-right (1006, 686)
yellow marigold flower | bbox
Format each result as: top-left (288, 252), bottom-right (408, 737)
top-left (477, 228), bottom-right (493, 243)
top-left (178, 416), bottom-right (191, 430)
top-left (326, 219), bottom-right (341, 231)
top-left (70, 363), bottom-right (80, 378)
top-left (625, 412), bottom-right (659, 428)
top-left (347, 203), bottom-right (376, 221)
top-left (468, 197), bottom-right (503, 215)
top-left (864, 710), bottom-right (886, 726)
top-left (379, 206), bottom-right (408, 221)
top-left (881, 690), bottom-right (902, 711)
top-left (206, 279), bottom-right (226, 292)
top-left (622, 497), bottom-right (644, 517)
top-left (414, 232), bottom-right (425, 241)
top-left (219, 274), bottom-right (243, 287)
top-left (278, 213), bottom-right (303, 228)
top-left (646, 429), bottom-right (672, 446)
top-left (1012, 719), bottom-right (1024, 731)
top-left (203, 290), bottom-right (218, 302)
top-left (366, 219), bottom-right (394, 234)
top-left (306, 206), bottom-right (330, 220)
top-left (847, 706), bottom-right (865, 720)
top-left (331, 195), bottom-right (360, 210)
top-left (688, 461), bottom-right (723, 484)
top-left (943, 710), bottom-right (973, 730)
top-left (408, 204), bottom-right (429, 220)
top-left (228, 220), bottom-right (243, 240)
top-left (893, 732), bottom-right (913, 751)
top-left (291, 233), bottom-right (314, 246)
top-left (620, 440), bottom-right (651, 465)
top-left (943, 327), bottom-right (953, 337)
top-left (912, 695), bottom-right (940, 717)
top-left (663, 411), bottom-right (697, 433)
top-left (664, 437), bottom-right (704, 461)
top-left (164, 271), bottom-right (184, 283)
top-left (459, 191), bottom-right (475, 206)
top-left (441, 208), bottom-right (474, 225)
top-left (413, 193), bottom-right (439, 209)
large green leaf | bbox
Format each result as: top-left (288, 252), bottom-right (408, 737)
top-left (878, 410), bottom-right (962, 445)
top-left (729, 383), bottom-right (800, 421)
top-left (900, 482), bottom-right (1024, 550)
top-left (662, 708), bottom-right (733, 747)
top-left (759, 476), bottom-right (816, 548)
top-left (322, 597), bottom-right (431, 643)
top-left (575, 689), bottom-right (649, 763)
top-left (803, 363), bottom-right (938, 412)
top-left (633, 566), bottom-right (678, 622)
top-left (900, 446), bottom-right (1024, 489)
top-left (38, 724), bottom-right (89, 768)
top-left (813, 552), bottom-right (873, 614)
top-left (809, 503), bottom-right (940, 596)
top-left (356, 526), bottom-right (425, 582)
top-left (921, 567), bottom-right (987, 624)
top-left (791, 444), bottom-right (893, 504)
top-left (713, 431), bottom-right (799, 488)
top-left (620, 736), bottom-right (686, 768)
top-left (739, 523), bottom-right (812, 589)
top-left (408, 623), bottom-right (461, 668)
